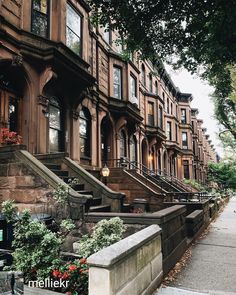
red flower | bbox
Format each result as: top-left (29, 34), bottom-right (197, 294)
top-left (67, 292), bottom-right (72, 295)
top-left (62, 272), bottom-right (69, 280)
top-left (69, 265), bottom-right (77, 272)
top-left (79, 258), bottom-right (87, 265)
top-left (52, 269), bottom-right (61, 278)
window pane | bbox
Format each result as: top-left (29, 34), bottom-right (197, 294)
top-left (49, 128), bottom-right (59, 152)
top-left (32, 11), bottom-right (48, 37)
top-left (66, 27), bottom-right (81, 54)
top-left (49, 105), bottom-right (61, 130)
top-left (79, 118), bottom-right (87, 136)
top-left (113, 67), bottom-right (121, 99)
top-left (33, 0), bottom-right (48, 14)
top-left (67, 4), bottom-right (81, 37)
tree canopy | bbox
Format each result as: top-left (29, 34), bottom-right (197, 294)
top-left (90, 0), bottom-right (236, 137)
top-left (208, 160), bottom-right (236, 190)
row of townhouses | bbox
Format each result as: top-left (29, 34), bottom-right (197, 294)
top-left (0, 0), bottom-right (218, 189)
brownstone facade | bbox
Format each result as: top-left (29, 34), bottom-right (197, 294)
top-left (0, 0), bottom-right (217, 184)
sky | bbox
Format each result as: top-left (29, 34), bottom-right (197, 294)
top-left (165, 65), bottom-right (223, 157)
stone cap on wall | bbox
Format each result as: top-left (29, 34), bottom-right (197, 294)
top-left (87, 224), bottom-right (161, 268)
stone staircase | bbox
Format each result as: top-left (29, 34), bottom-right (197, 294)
top-left (44, 163), bottom-right (111, 213)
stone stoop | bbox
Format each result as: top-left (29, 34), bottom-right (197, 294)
top-left (107, 168), bottom-right (165, 212)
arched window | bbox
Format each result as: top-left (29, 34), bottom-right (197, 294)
top-left (49, 97), bottom-right (63, 152)
top-left (130, 135), bottom-right (137, 162)
top-left (141, 64), bottom-right (146, 86)
top-left (120, 130), bottom-right (127, 158)
top-left (79, 108), bottom-right (91, 158)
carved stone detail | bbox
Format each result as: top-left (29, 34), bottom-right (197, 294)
top-left (72, 110), bottom-right (80, 120)
top-left (12, 55), bottom-right (23, 67)
top-left (37, 95), bottom-right (49, 108)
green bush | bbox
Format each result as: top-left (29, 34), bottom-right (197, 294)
top-left (76, 217), bottom-right (126, 258)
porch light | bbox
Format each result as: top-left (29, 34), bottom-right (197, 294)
top-left (148, 154), bottom-right (153, 161)
top-left (101, 164), bottom-right (110, 177)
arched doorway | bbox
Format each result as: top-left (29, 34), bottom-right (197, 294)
top-left (0, 61), bottom-right (27, 142)
top-left (101, 116), bottom-right (113, 165)
top-left (129, 135), bottom-right (137, 163)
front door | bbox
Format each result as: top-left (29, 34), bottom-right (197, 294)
top-left (49, 97), bottom-right (63, 153)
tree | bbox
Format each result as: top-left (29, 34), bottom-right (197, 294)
top-left (208, 160), bottom-right (236, 190)
top-left (89, 0), bottom-right (236, 137)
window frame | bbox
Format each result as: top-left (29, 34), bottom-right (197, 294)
top-left (79, 108), bottom-right (91, 158)
top-left (181, 108), bottom-right (187, 124)
top-left (113, 66), bottom-right (122, 99)
top-left (31, 0), bottom-right (50, 38)
top-left (158, 105), bottom-right (163, 129)
top-left (167, 121), bottom-right (172, 141)
top-left (66, 2), bottom-right (83, 56)
top-left (182, 132), bottom-right (188, 149)
top-left (147, 101), bottom-right (154, 126)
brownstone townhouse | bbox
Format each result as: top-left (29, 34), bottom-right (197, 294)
top-left (0, 0), bottom-right (218, 194)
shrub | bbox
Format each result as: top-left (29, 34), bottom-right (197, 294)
top-left (76, 217), bottom-right (126, 258)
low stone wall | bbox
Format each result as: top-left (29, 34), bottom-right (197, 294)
top-left (164, 199), bottom-right (210, 224)
top-left (87, 205), bottom-right (187, 276)
top-left (87, 225), bottom-right (163, 295)
top-left (24, 285), bottom-right (61, 295)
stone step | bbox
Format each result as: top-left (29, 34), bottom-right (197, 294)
top-left (89, 204), bottom-right (111, 212)
top-left (77, 190), bottom-right (93, 196)
top-left (72, 183), bottom-right (85, 191)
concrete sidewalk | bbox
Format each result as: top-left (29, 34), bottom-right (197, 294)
top-left (155, 196), bottom-right (236, 295)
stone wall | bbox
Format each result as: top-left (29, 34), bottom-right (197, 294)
top-left (86, 205), bottom-right (187, 276)
top-left (87, 225), bottom-right (163, 295)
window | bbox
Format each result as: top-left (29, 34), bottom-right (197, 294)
top-left (182, 132), bottom-right (188, 149)
top-left (130, 135), bottom-right (137, 162)
top-left (158, 106), bottom-right (163, 128)
top-left (175, 124), bottom-right (178, 142)
top-left (103, 24), bottom-right (111, 44)
top-left (155, 81), bottom-right (158, 95)
top-left (49, 97), bottom-right (63, 153)
top-left (113, 67), bottom-right (122, 99)
top-left (149, 74), bottom-right (153, 93)
top-left (170, 103), bottom-right (173, 115)
top-left (130, 75), bottom-right (138, 105)
top-left (120, 130), bottom-right (127, 158)
top-left (141, 64), bottom-right (146, 86)
top-left (167, 122), bottom-right (172, 141)
top-left (66, 3), bottom-right (82, 55)
top-left (167, 98), bottom-right (169, 114)
top-left (181, 109), bottom-right (187, 124)
top-left (31, 0), bottom-right (50, 38)
top-left (148, 102), bottom-right (154, 126)
top-left (80, 108), bottom-right (91, 158)
top-left (183, 160), bottom-right (190, 179)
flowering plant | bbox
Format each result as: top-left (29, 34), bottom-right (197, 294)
top-left (0, 128), bottom-right (22, 145)
top-left (51, 258), bottom-right (88, 295)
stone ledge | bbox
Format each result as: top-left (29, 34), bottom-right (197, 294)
top-left (87, 224), bottom-right (162, 268)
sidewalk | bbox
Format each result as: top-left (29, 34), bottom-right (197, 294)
top-left (155, 196), bottom-right (236, 295)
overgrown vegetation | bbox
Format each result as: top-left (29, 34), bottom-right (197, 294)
top-left (1, 200), bottom-right (126, 295)
top-left (76, 217), bottom-right (127, 258)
